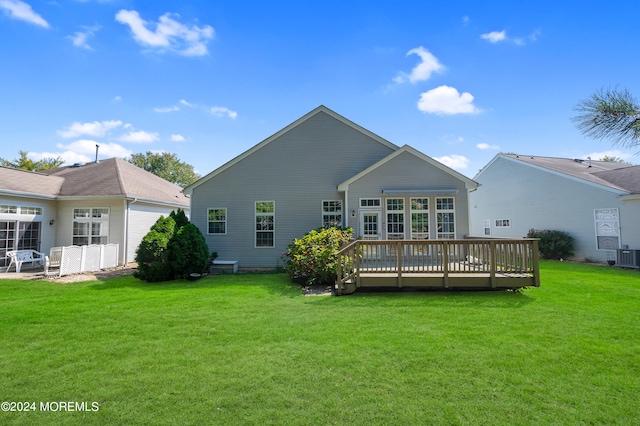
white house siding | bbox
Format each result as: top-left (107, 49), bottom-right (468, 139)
top-left (619, 199), bottom-right (640, 249)
top-left (0, 196), bottom-right (57, 257)
top-left (471, 156), bottom-right (627, 262)
top-left (344, 151), bottom-right (471, 239)
top-left (56, 198), bottom-right (126, 264)
top-left (190, 111), bottom-right (395, 268)
top-left (126, 202), bottom-right (186, 264)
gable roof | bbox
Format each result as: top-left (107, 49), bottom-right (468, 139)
top-left (3, 158), bottom-right (189, 207)
top-left (183, 105), bottom-right (399, 194)
top-left (478, 154), bottom-right (638, 195)
top-left (338, 145), bottom-right (478, 192)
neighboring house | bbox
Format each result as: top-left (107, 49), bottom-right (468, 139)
top-left (0, 158), bottom-right (189, 270)
top-left (184, 105), bottom-right (478, 269)
top-left (470, 154), bottom-right (640, 263)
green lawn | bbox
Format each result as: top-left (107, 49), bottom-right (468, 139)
top-left (1, 261), bottom-right (639, 425)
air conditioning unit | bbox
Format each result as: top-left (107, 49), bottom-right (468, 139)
top-left (617, 249), bottom-right (640, 268)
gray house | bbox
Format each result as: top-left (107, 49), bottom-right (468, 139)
top-left (0, 158), bottom-right (190, 269)
top-left (184, 106), bottom-right (478, 269)
top-left (470, 154), bottom-right (640, 263)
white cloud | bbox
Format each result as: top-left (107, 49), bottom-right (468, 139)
top-left (482, 29), bottom-right (540, 46)
top-left (170, 134), bottom-right (185, 142)
top-left (477, 143), bottom-right (500, 150)
top-left (154, 105), bottom-right (180, 113)
top-left (210, 106), bottom-right (237, 119)
top-left (179, 99), bottom-right (193, 107)
top-left (115, 9), bottom-right (214, 56)
top-left (434, 154), bottom-right (470, 171)
top-left (481, 30), bottom-right (506, 43)
top-left (0, 0), bottom-right (49, 28)
top-left (30, 140), bottom-right (132, 165)
top-left (417, 85), bottom-right (481, 115)
top-left (585, 150), bottom-right (635, 162)
top-left (113, 96), bottom-right (122, 102)
top-left (393, 46), bottom-right (444, 84)
top-left (119, 130), bottom-right (159, 143)
top-left (67, 25), bottom-right (100, 50)
top-left (58, 120), bottom-right (123, 138)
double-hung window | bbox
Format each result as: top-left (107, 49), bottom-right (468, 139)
top-left (436, 197), bottom-right (455, 239)
top-left (322, 201), bottom-right (342, 228)
top-left (208, 208), bottom-right (227, 234)
top-left (73, 208), bottom-right (109, 245)
top-left (255, 201), bottom-right (275, 247)
top-left (594, 208), bottom-right (620, 250)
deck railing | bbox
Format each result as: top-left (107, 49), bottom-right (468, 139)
top-left (336, 238), bottom-right (540, 294)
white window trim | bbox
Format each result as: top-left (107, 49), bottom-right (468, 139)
top-left (255, 201), bottom-right (275, 248)
top-left (594, 208), bottom-right (620, 251)
top-left (359, 198), bottom-right (381, 209)
top-left (410, 197), bottom-right (429, 240)
top-left (436, 197), bottom-right (455, 239)
top-left (207, 208), bottom-right (228, 235)
top-left (321, 200), bottom-right (342, 228)
top-left (494, 219), bottom-right (511, 228)
top-left (72, 207), bottom-right (110, 246)
top-left (385, 197), bottom-right (405, 240)
top-left (483, 219), bottom-right (491, 236)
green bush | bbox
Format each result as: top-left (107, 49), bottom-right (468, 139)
top-left (526, 229), bottom-right (575, 260)
top-left (134, 216), bottom-right (176, 282)
top-left (135, 209), bottom-right (212, 282)
top-left (282, 227), bottom-right (353, 285)
top-left (168, 223), bottom-right (210, 279)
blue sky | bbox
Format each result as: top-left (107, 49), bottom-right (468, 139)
top-left (1, 0), bottom-right (638, 179)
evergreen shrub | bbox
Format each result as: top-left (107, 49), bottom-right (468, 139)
top-left (526, 229), bottom-right (575, 260)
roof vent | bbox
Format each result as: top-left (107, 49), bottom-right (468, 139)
top-left (574, 159), bottom-right (584, 163)
top-left (71, 163), bottom-right (84, 168)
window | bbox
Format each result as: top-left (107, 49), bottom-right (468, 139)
top-left (386, 198), bottom-right (404, 240)
top-left (436, 197), bottom-right (455, 239)
top-left (0, 205), bottom-right (17, 214)
top-left (208, 208), bottom-right (227, 234)
top-left (483, 220), bottom-right (491, 236)
top-left (20, 206), bottom-right (42, 215)
top-left (322, 201), bottom-right (342, 228)
top-left (255, 201), bottom-right (275, 247)
top-left (495, 219), bottom-right (510, 228)
top-left (410, 198), bottom-right (429, 240)
top-left (360, 198), bottom-right (381, 208)
top-left (17, 222), bottom-right (40, 251)
top-left (594, 208), bottom-right (620, 250)
top-left (73, 208), bottom-right (109, 245)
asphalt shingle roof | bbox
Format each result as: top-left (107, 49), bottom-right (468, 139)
top-left (505, 154), bottom-right (640, 194)
top-left (2, 158), bottom-right (189, 205)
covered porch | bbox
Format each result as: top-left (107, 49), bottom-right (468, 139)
top-left (336, 238), bottom-right (540, 295)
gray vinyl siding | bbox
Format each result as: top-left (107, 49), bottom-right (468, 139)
top-left (470, 156), bottom-right (631, 262)
top-left (344, 151), bottom-right (471, 239)
top-left (190, 111), bottom-right (395, 268)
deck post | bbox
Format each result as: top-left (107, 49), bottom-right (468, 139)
top-left (397, 240), bottom-right (403, 288)
top-left (443, 241), bottom-right (449, 288)
top-left (532, 239), bottom-right (540, 287)
top-left (490, 240), bottom-right (496, 288)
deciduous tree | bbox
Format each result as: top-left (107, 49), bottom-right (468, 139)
top-left (127, 152), bottom-right (200, 187)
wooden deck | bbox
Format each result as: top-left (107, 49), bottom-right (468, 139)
top-left (336, 239), bottom-right (540, 295)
